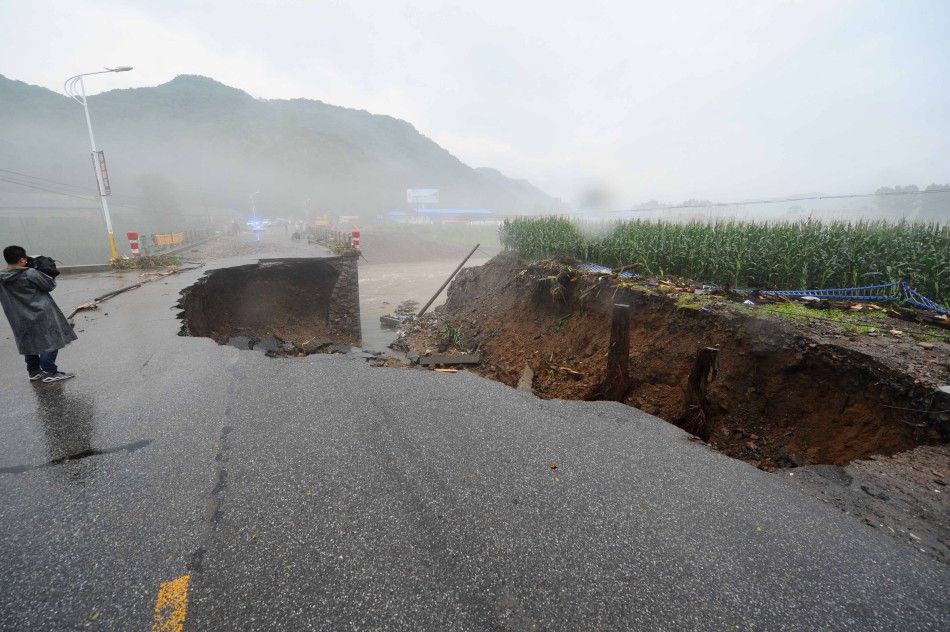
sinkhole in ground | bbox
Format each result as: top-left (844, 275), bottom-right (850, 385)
top-left (177, 256), bottom-right (362, 355)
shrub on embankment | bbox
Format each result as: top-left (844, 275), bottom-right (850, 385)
top-left (499, 217), bottom-right (950, 305)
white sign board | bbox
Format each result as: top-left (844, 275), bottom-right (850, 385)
top-left (92, 150), bottom-right (111, 196)
top-left (407, 188), bottom-right (439, 204)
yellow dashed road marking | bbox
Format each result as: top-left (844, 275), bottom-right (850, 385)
top-left (152, 574), bottom-right (190, 632)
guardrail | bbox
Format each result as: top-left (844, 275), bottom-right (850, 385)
top-left (151, 232), bottom-right (186, 247)
top-left (142, 229), bottom-right (213, 254)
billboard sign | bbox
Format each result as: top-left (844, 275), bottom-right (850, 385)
top-left (92, 150), bottom-right (111, 196)
top-left (407, 188), bottom-right (439, 204)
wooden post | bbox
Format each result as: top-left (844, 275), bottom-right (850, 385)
top-left (417, 244), bottom-right (480, 317)
top-left (594, 303), bottom-right (631, 401)
top-left (681, 346), bottom-right (720, 439)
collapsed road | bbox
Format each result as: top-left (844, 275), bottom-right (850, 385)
top-left (0, 238), bottom-right (947, 630)
top-left (178, 255), bottom-right (362, 354)
top-left (402, 252), bottom-right (950, 563)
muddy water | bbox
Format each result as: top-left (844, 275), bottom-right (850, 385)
top-left (359, 257), bottom-right (489, 351)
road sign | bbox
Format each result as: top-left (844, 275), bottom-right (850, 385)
top-left (407, 188), bottom-right (439, 204)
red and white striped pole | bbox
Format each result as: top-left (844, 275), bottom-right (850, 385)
top-left (351, 229), bottom-right (360, 249)
top-left (126, 231), bottom-right (141, 258)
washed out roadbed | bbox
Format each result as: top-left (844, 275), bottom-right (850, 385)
top-left (786, 445), bottom-right (948, 563)
top-left (397, 252), bottom-right (950, 562)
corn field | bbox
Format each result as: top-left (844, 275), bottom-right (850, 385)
top-left (500, 217), bottom-right (950, 306)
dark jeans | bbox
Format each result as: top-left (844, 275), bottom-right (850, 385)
top-left (25, 349), bottom-right (58, 375)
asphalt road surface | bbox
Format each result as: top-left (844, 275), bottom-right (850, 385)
top-left (0, 241), bottom-right (947, 631)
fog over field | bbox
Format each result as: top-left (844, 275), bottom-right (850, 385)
top-left (0, 1), bottom-right (947, 263)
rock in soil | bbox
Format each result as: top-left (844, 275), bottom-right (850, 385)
top-left (517, 365), bottom-right (535, 392)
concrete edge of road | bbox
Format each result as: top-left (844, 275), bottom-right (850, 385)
top-left (58, 264), bottom-right (115, 275)
top-left (162, 235), bottom-right (216, 258)
top-left (58, 236), bottom-right (218, 275)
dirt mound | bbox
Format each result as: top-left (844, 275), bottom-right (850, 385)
top-left (414, 252), bottom-right (949, 469)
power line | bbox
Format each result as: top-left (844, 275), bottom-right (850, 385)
top-left (0, 175), bottom-right (142, 210)
top-left (0, 176), bottom-right (98, 201)
top-left (0, 168), bottom-right (96, 194)
top-left (0, 205), bottom-right (101, 210)
top-left (613, 188), bottom-right (950, 214)
top-left (0, 167), bottom-right (142, 207)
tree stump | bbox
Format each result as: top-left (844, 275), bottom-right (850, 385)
top-left (681, 346), bottom-right (720, 439)
top-left (591, 304), bottom-right (631, 401)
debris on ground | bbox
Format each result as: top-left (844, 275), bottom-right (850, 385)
top-left (66, 300), bottom-right (100, 319)
top-left (418, 352), bottom-right (482, 367)
top-left (69, 264), bottom-right (204, 321)
top-left (111, 254), bottom-right (183, 270)
top-left (380, 300), bottom-right (420, 329)
top-left (782, 444), bottom-right (950, 564)
top-left (327, 242), bottom-right (361, 256)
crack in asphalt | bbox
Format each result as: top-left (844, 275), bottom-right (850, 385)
top-left (0, 439), bottom-right (152, 474)
top-left (187, 373), bottom-right (239, 574)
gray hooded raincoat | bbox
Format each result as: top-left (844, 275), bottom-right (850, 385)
top-left (0, 267), bottom-right (77, 355)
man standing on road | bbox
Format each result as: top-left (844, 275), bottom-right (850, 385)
top-left (0, 245), bottom-right (76, 383)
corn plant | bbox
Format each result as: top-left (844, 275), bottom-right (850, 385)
top-left (500, 217), bottom-right (949, 306)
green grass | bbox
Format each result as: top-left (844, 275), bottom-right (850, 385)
top-left (757, 302), bottom-right (947, 341)
top-left (500, 217), bottom-right (950, 306)
top-left (760, 302), bottom-right (885, 334)
top-left (675, 293), bottom-right (710, 310)
top-left (553, 314), bottom-right (572, 332)
top-left (438, 323), bottom-right (463, 348)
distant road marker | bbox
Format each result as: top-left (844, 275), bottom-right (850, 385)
top-left (152, 574), bottom-right (190, 632)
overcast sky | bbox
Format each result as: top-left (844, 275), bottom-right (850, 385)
top-left (1, 0), bottom-right (948, 206)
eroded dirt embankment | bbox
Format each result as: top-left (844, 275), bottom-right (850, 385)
top-left (414, 252), bottom-right (948, 470)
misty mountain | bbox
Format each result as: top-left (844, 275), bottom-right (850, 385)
top-left (0, 74), bottom-right (555, 218)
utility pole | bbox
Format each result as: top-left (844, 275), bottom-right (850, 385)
top-left (64, 67), bottom-right (133, 261)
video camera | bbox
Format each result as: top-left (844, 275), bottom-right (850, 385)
top-left (26, 255), bottom-right (61, 278)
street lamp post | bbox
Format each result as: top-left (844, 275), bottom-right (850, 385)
top-left (64, 67), bottom-right (133, 261)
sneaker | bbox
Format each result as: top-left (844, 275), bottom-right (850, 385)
top-left (42, 371), bottom-right (75, 383)
top-left (28, 371), bottom-right (45, 382)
